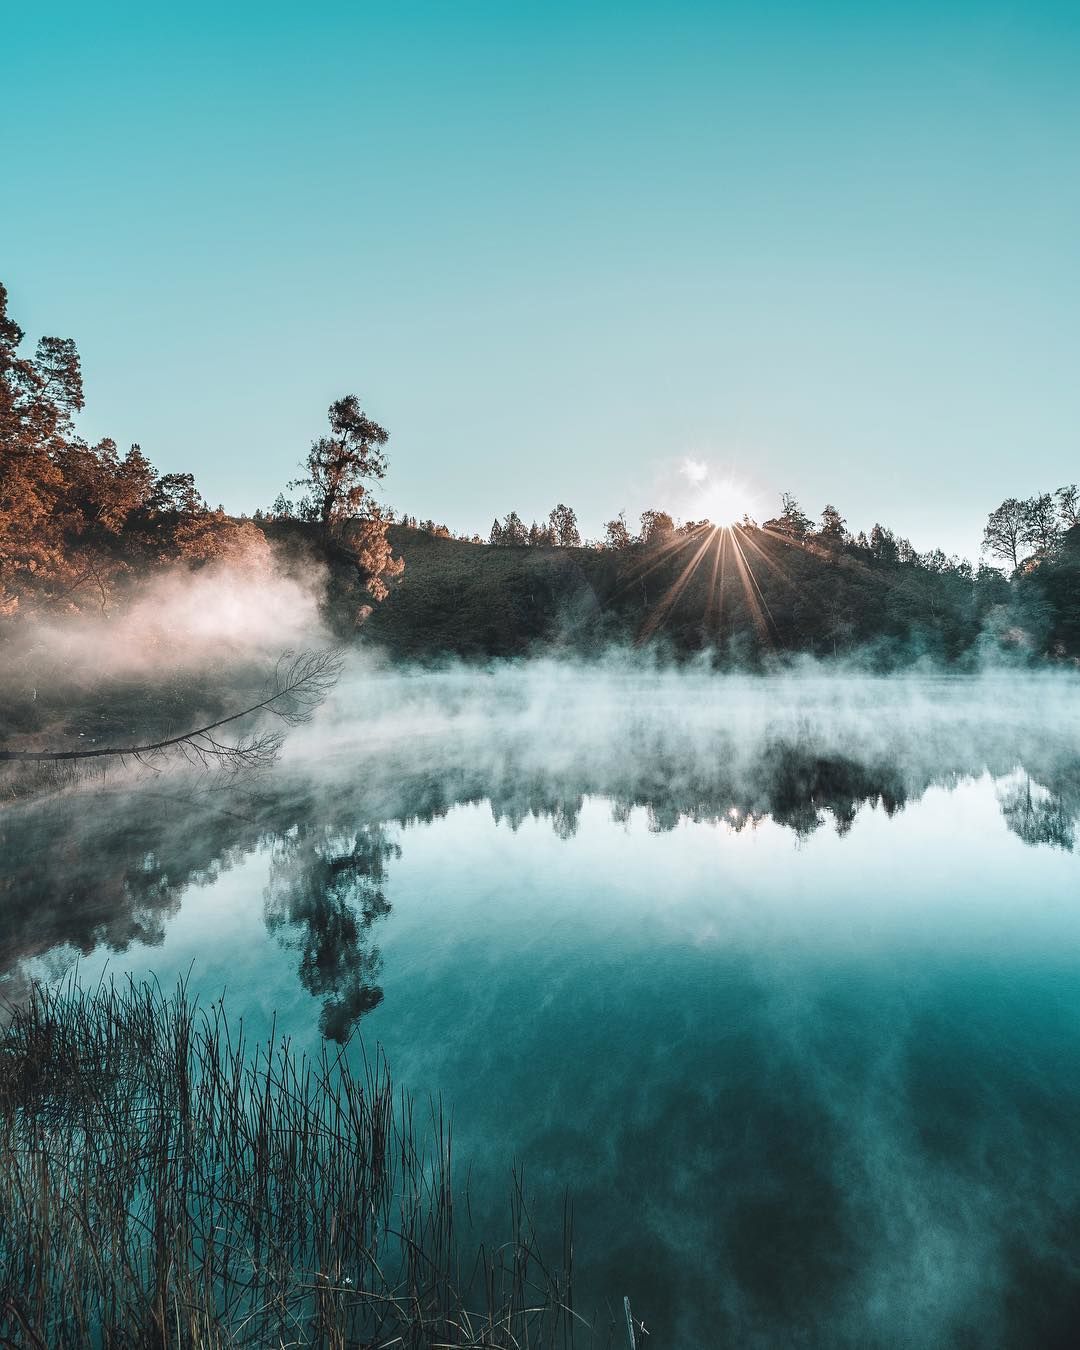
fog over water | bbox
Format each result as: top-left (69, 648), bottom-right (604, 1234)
top-left (5, 657), bottom-right (1080, 1347)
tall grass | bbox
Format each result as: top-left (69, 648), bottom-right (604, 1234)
top-left (0, 978), bottom-right (598, 1348)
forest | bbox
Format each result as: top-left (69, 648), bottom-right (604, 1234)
top-left (3, 278), bottom-right (1079, 667)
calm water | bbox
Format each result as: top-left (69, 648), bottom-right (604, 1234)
top-left (5, 664), bottom-right (1080, 1347)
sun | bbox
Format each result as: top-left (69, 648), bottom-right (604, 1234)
top-left (694, 475), bottom-right (758, 528)
top-left (634, 466), bottom-right (782, 646)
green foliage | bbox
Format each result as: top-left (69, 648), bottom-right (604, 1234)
top-left (603, 512), bottom-right (633, 549)
top-left (362, 517), bottom-right (1068, 664)
top-left (982, 489), bottom-right (1080, 572)
top-left (763, 493), bottom-right (813, 542)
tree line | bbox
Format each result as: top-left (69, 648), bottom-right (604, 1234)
top-left (368, 491), bottom-right (1080, 661)
top-left (489, 503), bottom-right (582, 547)
top-left (4, 275), bottom-right (1078, 658)
top-left (981, 489), bottom-right (1080, 572)
top-left (473, 488), bottom-right (1080, 585)
top-left (0, 283), bottom-right (401, 618)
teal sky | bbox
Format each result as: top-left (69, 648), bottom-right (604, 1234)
top-left (5, 1), bottom-right (1080, 557)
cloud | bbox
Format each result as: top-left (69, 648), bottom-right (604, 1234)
top-left (680, 456), bottom-right (710, 485)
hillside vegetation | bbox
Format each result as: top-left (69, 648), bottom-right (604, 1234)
top-left (359, 523), bottom-right (1080, 665)
top-left (4, 274), bottom-right (1079, 672)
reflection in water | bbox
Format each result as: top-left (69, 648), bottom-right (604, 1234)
top-left (4, 670), bottom-right (1080, 1346)
top-left (0, 789), bottom-right (399, 1040)
top-left (998, 776), bottom-right (1076, 851)
top-left (4, 669), bottom-right (1080, 1030)
top-left (264, 823), bottom-right (397, 1040)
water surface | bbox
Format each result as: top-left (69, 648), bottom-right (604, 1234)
top-left (4, 665), bottom-right (1080, 1347)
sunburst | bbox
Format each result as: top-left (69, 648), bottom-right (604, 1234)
top-left (631, 518), bottom-right (783, 645)
top-left (691, 476), bottom-right (759, 528)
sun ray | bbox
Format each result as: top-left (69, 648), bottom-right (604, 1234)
top-left (705, 526), bottom-right (725, 633)
top-left (728, 525), bottom-right (776, 643)
top-left (612, 525), bottom-right (712, 606)
top-left (733, 525), bottom-right (795, 588)
top-left (717, 528), bottom-right (730, 632)
top-left (755, 521), bottom-right (925, 616)
top-left (637, 527), bottom-right (719, 642)
top-left (606, 513), bottom-right (836, 650)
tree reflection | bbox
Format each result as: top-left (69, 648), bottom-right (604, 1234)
top-left (264, 823), bottom-right (398, 1041)
top-left (4, 735), bottom-right (1080, 1030)
top-left (999, 777), bottom-right (1076, 851)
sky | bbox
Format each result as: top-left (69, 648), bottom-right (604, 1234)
top-left (5, 0), bottom-right (1080, 558)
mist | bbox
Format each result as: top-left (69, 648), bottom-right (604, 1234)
top-left (278, 651), bottom-right (1080, 832)
top-left (6, 553), bottom-right (327, 685)
top-left (0, 550), bottom-right (331, 783)
top-left (5, 640), bottom-right (1080, 1348)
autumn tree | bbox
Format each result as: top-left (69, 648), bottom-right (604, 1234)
top-left (342, 512), bottom-right (404, 603)
top-left (0, 284), bottom-right (81, 606)
top-left (1, 282), bottom-right (280, 615)
top-left (102, 443), bottom-right (157, 530)
top-left (1, 283), bottom-right (401, 623)
top-left (291, 395), bottom-right (389, 534)
top-left (151, 471), bottom-right (203, 518)
top-left (420, 519), bottom-right (450, 538)
top-left (285, 394), bottom-right (402, 606)
top-left (33, 336), bottom-right (84, 420)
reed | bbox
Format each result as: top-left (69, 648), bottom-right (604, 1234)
top-left (0, 977), bottom-right (598, 1348)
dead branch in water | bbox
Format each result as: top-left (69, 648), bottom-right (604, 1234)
top-left (0, 649), bottom-right (342, 769)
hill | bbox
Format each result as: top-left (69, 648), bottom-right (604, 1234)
top-left (356, 524), bottom-right (1042, 665)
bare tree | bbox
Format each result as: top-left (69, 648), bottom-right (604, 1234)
top-left (1020, 492), bottom-right (1059, 557)
top-left (1056, 484), bottom-right (1080, 530)
top-left (0, 650), bottom-right (341, 770)
top-left (982, 497), bottom-right (1027, 570)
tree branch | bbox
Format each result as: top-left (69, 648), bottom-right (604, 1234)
top-left (0, 649), bottom-right (342, 765)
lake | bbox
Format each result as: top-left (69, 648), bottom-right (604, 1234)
top-left (4, 662), bottom-right (1080, 1347)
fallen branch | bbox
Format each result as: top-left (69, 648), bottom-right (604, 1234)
top-left (0, 649), bottom-right (342, 767)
